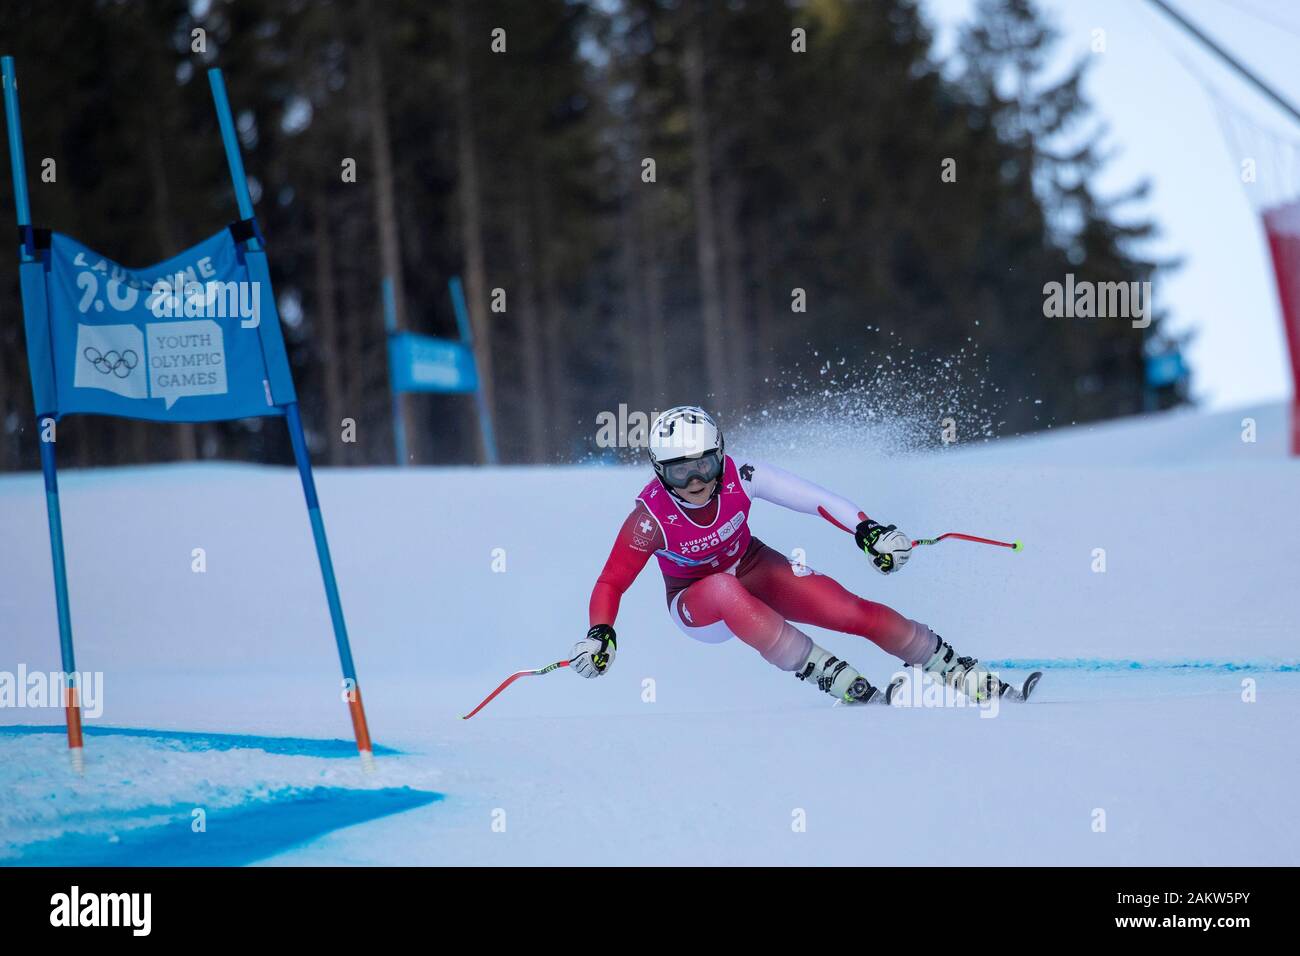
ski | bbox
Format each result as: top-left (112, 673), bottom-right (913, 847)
top-left (882, 675), bottom-right (907, 704)
top-left (840, 672), bottom-right (1041, 707)
top-left (998, 671), bottom-right (1043, 702)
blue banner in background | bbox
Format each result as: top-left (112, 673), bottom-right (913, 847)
top-left (1145, 351), bottom-right (1188, 389)
top-left (24, 229), bottom-right (294, 422)
top-left (388, 332), bottom-right (479, 394)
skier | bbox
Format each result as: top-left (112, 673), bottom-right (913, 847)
top-left (573, 405), bottom-right (1028, 705)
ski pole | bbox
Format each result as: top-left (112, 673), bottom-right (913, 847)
top-left (461, 659), bottom-right (571, 720)
top-left (911, 532), bottom-right (1023, 552)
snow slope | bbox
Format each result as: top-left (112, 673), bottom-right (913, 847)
top-left (1, 402), bottom-right (1297, 865)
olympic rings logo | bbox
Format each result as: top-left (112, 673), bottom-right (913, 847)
top-left (83, 347), bottom-right (139, 378)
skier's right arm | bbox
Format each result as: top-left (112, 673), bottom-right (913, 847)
top-left (576, 503), bottom-right (660, 678)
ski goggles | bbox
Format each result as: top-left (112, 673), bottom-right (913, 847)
top-left (660, 449), bottom-right (724, 489)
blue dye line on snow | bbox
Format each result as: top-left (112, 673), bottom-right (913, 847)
top-left (986, 658), bottom-right (1299, 673)
top-left (0, 724), bottom-right (402, 757)
top-left (7, 786), bottom-right (442, 866)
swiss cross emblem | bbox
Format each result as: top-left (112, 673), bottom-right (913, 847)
top-left (639, 519), bottom-right (653, 535)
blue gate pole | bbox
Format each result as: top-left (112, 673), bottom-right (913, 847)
top-left (284, 403), bottom-right (373, 765)
top-left (382, 277), bottom-right (410, 466)
top-left (449, 275), bottom-right (498, 465)
top-left (207, 68), bottom-right (255, 224)
top-left (209, 67), bottom-right (374, 767)
top-left (38, 429), bottom-right (84, 771)
top-left (3, 57), bottom-right (31, 232)
top-left (4, 55), bottom-right (84, 772)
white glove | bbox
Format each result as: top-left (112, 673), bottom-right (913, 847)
top-left (854, 519), bottom-right (912, 574)
top-left (572, 624), bottom-right (617, 678)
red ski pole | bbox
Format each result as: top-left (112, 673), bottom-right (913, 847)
top-left (911, 532), bottom-right (1023, 551)
top-left (461, 659), bottom-right (571, 720)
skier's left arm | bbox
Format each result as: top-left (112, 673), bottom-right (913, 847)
top-left (737, 458), bottom-right (913, 574)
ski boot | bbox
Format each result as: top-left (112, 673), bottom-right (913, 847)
top-left (922, 635), bottom-right (1041, 702)
top-left (795, 645), bottom-right (890, 705)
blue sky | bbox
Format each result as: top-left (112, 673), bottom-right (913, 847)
top-left (923, 0), bottom-right (1300, 411)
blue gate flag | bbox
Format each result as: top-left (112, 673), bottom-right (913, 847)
top-left (2, 57), bottom-right (377, 769)
top-left (387, 332), bottom-right (479, 394)
top-left (20, 227), bottom-right (296, 422)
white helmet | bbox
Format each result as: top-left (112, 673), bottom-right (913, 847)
top-left (647, 405), bottom-right (725, 492)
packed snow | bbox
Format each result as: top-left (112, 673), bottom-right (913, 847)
top-left (1, 401), bottom-right (1297, 865)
